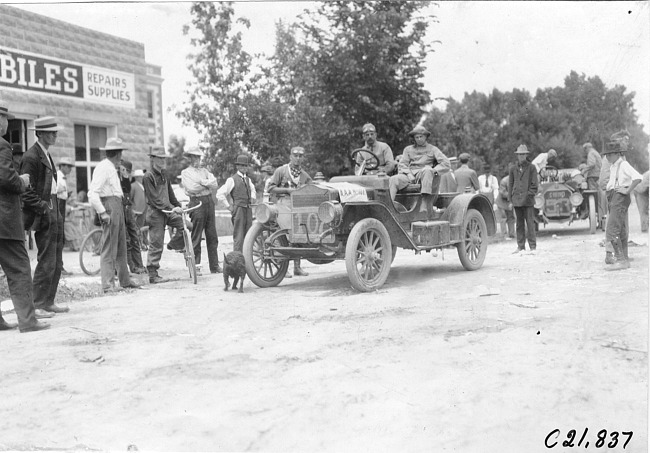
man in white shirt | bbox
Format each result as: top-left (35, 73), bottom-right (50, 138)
top-left (532, 148), bottom-right (557, 173)
top-left (20, 117), bottom-right (68, 317)
top-left (216, 154), bottom-right (256, 253)
top-left (477, 164), bottom-right (499, 205)
top-left (181, 146), bottom-right (221, 274)
top-left (88, 138), bottom-right (141, 292)
top-left (602, 131), bottom-right (642, 271)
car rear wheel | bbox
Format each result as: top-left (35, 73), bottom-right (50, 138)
top-left (345, 219), bottom-right (393, 292)
top-left (588, 195), bottom-right (597, 234)
top-left (456, 209), bottom-right (488, 271)
top-left (244, 222), bottom-right (290, 287)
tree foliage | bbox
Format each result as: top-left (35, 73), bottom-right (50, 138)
top-left (165, 134), bottom-right (187, 182)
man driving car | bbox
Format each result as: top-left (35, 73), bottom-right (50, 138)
top-left (354, 123), bottom-right (396, 175)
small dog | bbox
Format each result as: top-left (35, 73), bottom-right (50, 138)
top-left (223, 251), bottom-right (246, 293)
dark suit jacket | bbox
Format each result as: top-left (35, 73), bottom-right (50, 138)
top-left (508, 160), bottom-right (539, 207)
top-left (20, 142), bottom-right (56, 230)
top-left (0, 137), bottom-right (28, 240)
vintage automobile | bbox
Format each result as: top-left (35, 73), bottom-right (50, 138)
top-left (242, 149), bottom-right (497, 292)
top-left (534, 166), bottom-right (598, 234)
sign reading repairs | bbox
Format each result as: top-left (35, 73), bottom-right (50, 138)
top-left (0, 47), bottom-right (135, 108)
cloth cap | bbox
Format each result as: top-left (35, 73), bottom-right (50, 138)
top-left (184, 146), bottom-right (203, 157)
top-left (515, 144), bottom-right (529, 154)
top-left (100, 137), bottom-right (127, 152)
top-left (548, 149), bottom-right (557, 158)
top-left (458, 152), bottom-right (471, 162)
top-left (58, 157), bottom-right (74, 167)
top-left (121, 159), bottom-right (133, 171)
top-left (30, 116), bottom-right (64, 132)
top-left (582, 142), bottom-right (594, 150)
top-left (362, 123), bottom-right (376, 133)
top-left (0, 103), bottom-right (15, 120)
top-left (133, 169), bottom-right (144, 177)
top-left (235, 154), bottom-right (250, 166)
top-left (606, 130), bottom-right (630, 153)
top-left (409, 125), bottom-right (431, 137)
top-left (149, 146), bottom-right (167, 158)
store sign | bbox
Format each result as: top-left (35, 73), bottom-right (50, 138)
top-left (0, 47), bottom-right (135, 108)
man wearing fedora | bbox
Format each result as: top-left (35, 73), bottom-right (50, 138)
top-left (216, 154), bottom-right (257, 253)
top-left (20, 116), bottom-right (69, 316)
top-left (88, 138), bottom-right (141, 293)
top-left (508, 144), bottom-right (539, 254)
top-left (181, 146), bottom-right (222, 274)
top-left (119, 159), bottom-right (145, 274)
top-left (266, 146), bottom-right (313, 277)
top-left (355, 123), bottom-right (396, 175)
top-left (388, 125), bottom-right (450, 218)
top-left (602, 131), bottom-right (642, 270)
top-left (0, 103), bottom-right (50, 333)
top-left (454, 152), bottom-right (480, 194)
top-left (144, 146), bottom-right (185, 284)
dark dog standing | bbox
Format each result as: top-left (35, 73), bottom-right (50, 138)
top-left (223, 251), bottom-right (246, 293)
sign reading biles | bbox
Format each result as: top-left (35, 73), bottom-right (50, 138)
top-left (0, 47), bottom-right (136, 109)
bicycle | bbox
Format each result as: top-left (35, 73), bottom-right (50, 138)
top-left (162, 202), bottom-right (202, 284)
top-left (79, 223), bottom-right (150, 276)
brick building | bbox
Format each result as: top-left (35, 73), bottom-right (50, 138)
top-left (0, 5), bottom-right (164, 194)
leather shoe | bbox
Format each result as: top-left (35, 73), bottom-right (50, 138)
top-left (35, 309), bottom-right (55, 319)
top-left (43, 304), bottom-right (70, 313)
top-left (149, 275), bottom-right (165, 284)
top-left (20, 320), bottom-right (51, 333)
top-left (123, 282), bottom-right (142, 289)
top-left (0, 319), bottom-right (18, 330)
top-left (211, 264), bottom-right (223, 274)
top-left (61, 268), bottom-right (73, 276)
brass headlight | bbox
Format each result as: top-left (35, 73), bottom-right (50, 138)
top-left (569, 192), bottom-right (583, 207)
top-left (318, 201), bottom-right (343, 226)
top-left (255, 203), bottom-right (278, 224)
top-left (534, 194), bottom-right (545, 210)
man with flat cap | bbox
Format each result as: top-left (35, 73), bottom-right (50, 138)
top-left (389, 125), bottom-right (450, 218)
top-left (20, 116), bottom-right (69, 317)
top-left (454, 152), bottom-right (480, 194)
top-left (181, 146), bottom-right (221, 274)
top-left (602, 130), bottom-right (642, 270)
top-left (144, 146), bottom-right (186, 284)
top-left (0, 103), bottom-right (50, 333)
top-left (216, 154), bottom-right (257, 253)
top-left (508, 144), bottom-right (539, 254)
top-left (355, 123), bottom-right (396, 175)
top-left (88, 138), bottom-right (141, 293)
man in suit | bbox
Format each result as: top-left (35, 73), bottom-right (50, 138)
top-left (20, 117), bottom-right (69, 317)
top-left (216, 154), bottom-right (257, 253)
top-left (508, 144), bottom-right (539, 254)
top-left (266, 146), bottom-right (313, 277)
top-left (0, 103), bottom-right (50, 333)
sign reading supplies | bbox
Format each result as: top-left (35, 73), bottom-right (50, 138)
top-left (0, 47), bottom-right (135, 108)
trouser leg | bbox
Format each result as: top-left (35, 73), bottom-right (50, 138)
top-left (514, 206), bottom-right (526, 250)
top-left (232, 206), bottom-right (251, 253)
top-left (124, 205), bottom-right (143, 271)
top-left (146, 209), bottom-right (166, 275)
top-left (166, 213), bottom-right (185, 250)
top-left (0, 239), bottom-right (37, 329)
top-left (525, 206), bottom-right (536, 249)
top-left (506, 209), bottom-right (515, 237)
top-left (203, 199), bottom-right (221, 272)
top-left (33, 199), bottom-right (63, 309)
top-left (189, 199), bottom-right (207, 265)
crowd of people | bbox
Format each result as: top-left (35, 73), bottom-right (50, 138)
top-left (1, 101), bottom-right (647, 334)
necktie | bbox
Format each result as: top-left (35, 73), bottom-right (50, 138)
top-left (47, 153), bottom-right (57, 181)
top-left (242, 175), bottom-right (250, 205)
top-left (485, 176), bottom-right (489, 188)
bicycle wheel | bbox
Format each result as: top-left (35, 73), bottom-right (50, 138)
top-left (183, 228), bottom-right (197, 284)
top-left (79, 228), bottom-right (103, 276)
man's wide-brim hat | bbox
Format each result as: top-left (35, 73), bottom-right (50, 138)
top-left (409, 125), bottom-right (431, 137)
top-left (58, 157), bottom-right (74, 167)
top-left (605, 130), bottom-right (630, 154)
top-left (100, 137), bottom-right (127, 152)
top-left (30, 116), bottom-right (64, 132)
top-left (149, 146), bottom-right (167, 158)
top-left (235, 154), bottom-right (250, 166)
top-left (184, 146), bottom-right (203, 157)
top-left (514, 144), bottom-right (529, 154)
top-left (0, 103), bottom-right (15, 119)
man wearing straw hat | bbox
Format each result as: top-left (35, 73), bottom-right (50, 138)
top-left (0, 102), bottom-right (50, 332)
top-left (144, 146), bottom-right (186, 284)
top-left (87, 138), bottom-right (142, 293)
top-left (508, 144), bottom-right (539, 254)
top-left (180, 146), bottom-right (221, 274)
top-left (20, 117), bottom-right (69, 316)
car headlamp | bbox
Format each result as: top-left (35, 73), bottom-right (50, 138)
top-left (255, 203), bottom-right (278, 224)
top-left (534, 194), bottom-right (545, 210)
top-left (569, 192), bottom-right (583, 207)
top-left (318, 201), bottom-right (343, 226)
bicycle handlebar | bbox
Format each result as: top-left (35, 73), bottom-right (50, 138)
top-left (162, 201), bottom-right (202, 214)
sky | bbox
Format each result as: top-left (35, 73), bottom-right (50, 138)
top-left (11, 1), bottom-right (650, 148)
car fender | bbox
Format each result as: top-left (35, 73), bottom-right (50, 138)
top-left (442, 194), bottom-right (497, 236)
top-left (341, 202), bottom-right (418, 250)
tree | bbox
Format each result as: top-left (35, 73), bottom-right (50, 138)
top-left (165, 134), bottom-right (187, 182)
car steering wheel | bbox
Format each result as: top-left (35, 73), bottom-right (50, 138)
top-left (540, 165), bottom-right (558, 181)
top-left (350, 148), bottom-right (380, 175)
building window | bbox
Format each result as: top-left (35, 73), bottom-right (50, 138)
top-left (146, 90), bottom-right (154, 119)
top-left (1, 119), bottom-right (28, 154)
top-left (74, 124), bottom-right (107, 194)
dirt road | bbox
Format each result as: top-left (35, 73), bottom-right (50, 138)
top-left (1, 211), bottom-right (647, 452)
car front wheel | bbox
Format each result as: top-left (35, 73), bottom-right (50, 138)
top-left (243, 222), bottom-right (290, 287)
top-left (345, 218), bottom-right (393, 292)
top-left (456, 208), bottom-right (488, 271)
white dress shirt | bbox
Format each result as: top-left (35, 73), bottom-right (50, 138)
top-left (181, 166), bottom-right (219, 197)
top-left (216, 171), bottom-right (257, 208)
top-left (88, 158), bottom-right (123, 214)
top-left (478, 174), bottom-right (499, 201)
top-left (606, 157), bottom-right (642, 191)
top-left (36, 141), bottom-right (57, 195)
